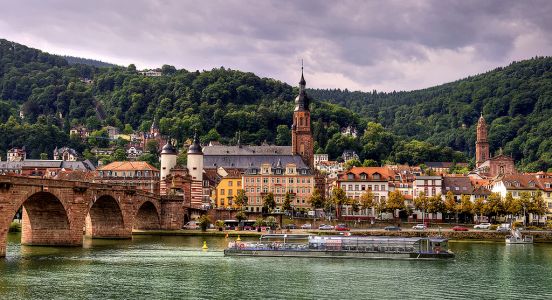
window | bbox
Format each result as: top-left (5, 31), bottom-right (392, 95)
top-left (381, 185), bottom-right (386, 191)
top-left (360, 174), bottom-right (367, 180)
top-left (228, 181), bottom-right (233, 187)
top-left (220, 189), bottom-right (225, 195)
top-left (289, 178), bottom-right (294, 184)
top-left (374, 185), bottom-right (379, 191)
top-left (348, 173), bottom-right (354, 180)
top-left (361, 185), bottom-right (366, 191)
top-left (373, 174), bottom-right (380, 180)
top-left (348, 184), bottom-right (353, 191)
top-left (263, 178), bottom-right (268, 184)
top-left (355, 185), bottom-right (359, 191)
top-left (228, 189), bottom-right (233, 196)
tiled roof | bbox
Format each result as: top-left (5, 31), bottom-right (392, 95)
top-left (203, 145), bottom-right (292, 156)
top-left (338, 167), bottom-right (395, 181)
top-left (203, 154), bottom-right (308, 170)
top-left (496, 174), bottom-right (539, 190)
top-left (98, 161), bottom-right (159, 172)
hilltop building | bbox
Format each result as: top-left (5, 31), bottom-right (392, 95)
top-left (53, 147), bottom-right (80, 161)
top-left (472, 114), bottom-right (516, 178)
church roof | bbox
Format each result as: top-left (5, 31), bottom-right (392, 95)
top-left (203, 154), bottom-right (308, 170)
top-left (203, 145), bottom-right (292, 156)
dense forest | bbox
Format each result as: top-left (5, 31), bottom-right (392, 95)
top-left (0, 39), bottom-right (549, 172)
top-left (63, 56), bottom-right (117, 68)
top-left (309, 58), bottom-right (552, 172)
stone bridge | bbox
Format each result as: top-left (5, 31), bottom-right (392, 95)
top-left (0, 175), bottom-right (192, 257)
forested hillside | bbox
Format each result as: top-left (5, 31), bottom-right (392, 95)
top-left (63, 56), bottom-right (117, 68)
top-left (309, 57), bottom-right (552, 172)
top-left (2, 38), bottom-right (549, 171)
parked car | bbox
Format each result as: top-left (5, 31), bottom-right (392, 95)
top-left (318, 224), bottom-right (334, 230)
top-left (384, 226), bottom-right (402, 231)
top-left (452, 225), bottom-right (469, 231)
top-left (285, 224), bottom-right (297, 230)
top-left (412, 224), bottom-right (427, 230)
top-left (497, 226), bottom-right (510, 233)
top-left (473, 223), bottom-right (492, 230)
top-left (301, 223), bottom-right (312, 229)
top-left (335, 224), bottom-right (350, 231)
top-left (183, 221), bottom-right (199, 230)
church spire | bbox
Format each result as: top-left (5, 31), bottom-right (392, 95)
top-left (295, 61), bottom-right (310, 112)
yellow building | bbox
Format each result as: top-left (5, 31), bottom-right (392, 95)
top-left (214, 169), bottom-right (242, 208)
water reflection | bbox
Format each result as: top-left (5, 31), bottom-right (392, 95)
top-left (1, 233), bottom-right (552, 299)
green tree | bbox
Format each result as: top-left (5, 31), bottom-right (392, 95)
top-left (473, 197), bottom-right (485, 222)
top-left (235, 210), bottom-right (247, 226)
top-left (386, 190), bottom-right (405, 219)
top-left (483, 193), bottom-right (504, 222)
top-left (198, 214), bottom-right (212, 232)
top-left (275, 124), bottom-right (291, 146)
top-left (308, 189), bottom-right (325, 209)
top-left (459, 195), bottom-right (473, 223)
top-left (122, 124), bottom-right (133, 134)
top-left (234, 189), bottom-right (248, 210)
top-left (40, 152), bottom-right (48, 160)
top-left (146, 140), bottom-right (159, 154)
top-left (444, 191), bottom-right (459, 223)
top-left (529, 191), bottom-right (547, 225)
top-left (113, 148), bottom-right (127, 161)
top-left (413, 191), bottom-right (429, 222)
top-left (262, 192), bottom-right (276, 212)
top-left (330, 187), bottom-right (348, 219)
top-left (360, 190), bottom-right (374, 217)
top-left (282, 192), bottom-right (292, 212)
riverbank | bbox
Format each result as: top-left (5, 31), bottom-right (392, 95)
top-left (133, 229), bottom-right (552, 242)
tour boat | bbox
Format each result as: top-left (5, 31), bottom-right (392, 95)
top-left (505, 229), bottom-right (534, 244)
top-left (224, 234), bottom-right (455, 260)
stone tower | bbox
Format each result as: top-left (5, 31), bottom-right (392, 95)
top-left (476, 113), bottom-right (489, 167)
top-left (187, 133), bottom-right (203, 181)
top-left (160, 140), bottom-right (177, 181)
top-left (291, 66), bottom-right (314, 168)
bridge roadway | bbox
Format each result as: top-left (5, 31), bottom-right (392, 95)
top-left (0, 175), bottom-right (192, 257)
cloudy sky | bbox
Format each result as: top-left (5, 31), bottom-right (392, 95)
top-left (2, 0), bottom-right (552, 92)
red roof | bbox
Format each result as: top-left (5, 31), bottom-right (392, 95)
top-left (338, 167), bottom-right (395, 181)
top-left (98, 161), bottom-right (159, 172)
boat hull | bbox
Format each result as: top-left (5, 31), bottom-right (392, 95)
top-left (223, 249), bottom-right (454, 260)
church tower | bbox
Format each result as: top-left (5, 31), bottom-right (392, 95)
top-left (291, 66), bottom-right (314, 169)
top-left (476, 113), bottom-right (489, 167)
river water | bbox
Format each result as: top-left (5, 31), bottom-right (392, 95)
top-left (1, 233), bottom-right (552, 299)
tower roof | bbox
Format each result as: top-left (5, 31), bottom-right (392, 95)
top-left (161, 140), bottom-right (177, 155)
top-left (294, 66), bottom-right (311, 112)
top-left (477, 113), bottom-right (486, 127)
top-left (188, 132), bottom-right (203, 154)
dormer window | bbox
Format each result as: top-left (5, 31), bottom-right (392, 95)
top-left (373, 173), bottom-right (381, 180)
top-left (347, 173), bottom-right (354, 180)
top-left (546, 183), bottom-right (551, 189)
top-left (360, 173), bottom-right (367, 180)
top-left (529, 181), bottom-right (535, 187)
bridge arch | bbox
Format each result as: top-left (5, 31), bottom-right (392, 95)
top-left (15, 191), bottom-right (76, 247)
top-left (133, 200), bottom-right (161, 230)
top-left (85, 194), bottom-right (130, 239)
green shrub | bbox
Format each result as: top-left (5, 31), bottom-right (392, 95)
top-left (198, 215), bottom-right (212, 232)
top-left (489, 224), bottom-right (498, 231)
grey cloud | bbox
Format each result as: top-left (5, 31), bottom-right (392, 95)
top-left (1, 0), bottom-right (552, 91)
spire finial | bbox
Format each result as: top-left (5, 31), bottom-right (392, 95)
top-left (299, 59), bottom-right (306, 86)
